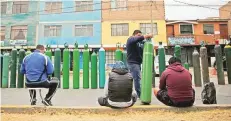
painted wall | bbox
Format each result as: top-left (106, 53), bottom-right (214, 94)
top-left (1, 1), bottom-right (39, 46)
top-left (102, 20), bottom-right (167, 46)
top-left (38, 0), bottom-right (101, 46)
top-left (167, 21), bottom-right (228, 45)
top-left (38, 22), bottom-right (101, 45)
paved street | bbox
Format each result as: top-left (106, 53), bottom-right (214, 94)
top-left (1, 74), bottom-right (231, 107)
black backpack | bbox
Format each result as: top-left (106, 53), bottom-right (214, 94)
top-left (201, 82), bottom-right (217, 104)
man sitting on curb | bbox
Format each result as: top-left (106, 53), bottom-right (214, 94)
top-left (98, 61), bottom-right (137, 108)
top-left (154, 57), bottom-right (195, 107)
top-left (20, 45), bottom-right (59, 106)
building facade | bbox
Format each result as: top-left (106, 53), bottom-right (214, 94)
top-left (219, 1), bottom-right (231, 38)
top-left (166, 19), bottom-right (229, 46)
top-left (101, 0), bottom-right (166, 48)
top-left (1, 1), bottom-right (39, 47)
top-left (38, 0), bottom-right (102, 47)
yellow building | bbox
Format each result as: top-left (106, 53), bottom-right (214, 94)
top-left (102, 20), bottom-right (167, 46)
top-left (101, 0), bottom-right (166, 47)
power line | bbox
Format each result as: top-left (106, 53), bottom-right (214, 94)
top-left (1, 0), bottom-right (230, 19)
top-left (173, 0), bottom-right (231, 13)
top-left (1, 1), bottom-right (229, 17)
top-left (0, 1), bottom-right (113, 18)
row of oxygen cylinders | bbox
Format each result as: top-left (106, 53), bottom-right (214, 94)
top-left (0, 41), bottom-right (182, 105)
top-left (0, 43), bottom-right (127, 89)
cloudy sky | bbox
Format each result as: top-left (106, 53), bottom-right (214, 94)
top-left (165, 0), bottom-right (230, 20)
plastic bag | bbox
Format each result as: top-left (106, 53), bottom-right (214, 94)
top-left (201, 82), bottom-right (217, 104)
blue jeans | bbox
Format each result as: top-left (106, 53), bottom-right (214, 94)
top-left (127, 63), bottom-right (141, 98)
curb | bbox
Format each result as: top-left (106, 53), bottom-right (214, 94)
top-left (1, 105), bottom-right (231, 114)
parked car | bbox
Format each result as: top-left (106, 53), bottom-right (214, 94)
top-left (213, 56), bottom-right (227, 71)
top-left (154, 55), bottom-right (173, 76)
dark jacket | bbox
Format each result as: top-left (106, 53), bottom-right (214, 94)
top-left (126, 36), bottom-right (145, 64)
top-left (108, 61), bottom-right (133, 102)
top-left (159, 62), bottom-right (193, 102)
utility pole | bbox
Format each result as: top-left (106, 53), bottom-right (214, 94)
top-left (151, 1), bottom-right (153, 35)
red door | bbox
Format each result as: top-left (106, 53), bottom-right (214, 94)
top-left (167, 25), bottom-right (174, 37)
top-left (220, 24), bottom-right (228, 39)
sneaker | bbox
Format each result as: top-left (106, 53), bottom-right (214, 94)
top-left (31, 99), bottom-right (37, 105)
top-left (42, 98), bottom-right (53, 106)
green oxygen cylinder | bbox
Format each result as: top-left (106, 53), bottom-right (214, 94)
top-left (174, 45), bottom-right (181, 60)
top-left (45, 45), bottom-right (52, 60)
top-left (17, 47), bottom-right (25, 88)
top-left (115, 43), bottom-right (122, 61)
top-left (122, 44), bottom-right (128, 67)
top-left (83, 44), bottom-right (90, 89)
top-left (99, 45), bottom-right (106, 89)
top-left (224, 45), bottom-right (231, 84)
top-left (24, 48), bottom-right (31, 86)
top-left (214, 41), bottom-right (225, 85)
top-left (2, 53), bottom-right (10, 88)
top-left (91, 50), bottom-right (97, 89)
top-left (63, 43), bottom-right (69, 89)
top-left (0, 53), bottom-right (2, 88)
top-left (25, 48), bottom-right (32, 55)
top-left (141, 39), bottom-right (153, 105)
top-left (73, 42), bottom-right (80, 89)
top-left (184, 62), bottom-right (189, 70)
top-left (158, 42), bottom-right (166, 76)
top-left (54, 47), bottom-right (61, 88)
top-left (10, 48), bottom-right (17, 88)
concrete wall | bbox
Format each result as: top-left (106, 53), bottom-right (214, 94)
top-left (38, 0), bottom-right (102, 46)
top-left (1, 1), bottom-right (39, 46)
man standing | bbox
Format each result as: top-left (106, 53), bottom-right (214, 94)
top-left (154, 57), bottom-right (195, 107)
top-left (126, 30), bottom-right (153, 98)
top-left (20, 45), bottom-right (59, 106)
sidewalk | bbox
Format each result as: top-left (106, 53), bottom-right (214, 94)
top-left (1, 77), bottom-right (231, 107)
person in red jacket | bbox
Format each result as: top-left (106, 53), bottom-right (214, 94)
top-left (154, 57), bottom-right (195, 107)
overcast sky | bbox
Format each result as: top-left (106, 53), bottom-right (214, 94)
top-left (165, 0), bottom-right (230, 20)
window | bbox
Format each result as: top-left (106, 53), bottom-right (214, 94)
top-left (75, 1), bottom-right (93, 12)
top-left (44, 25), bottom-right (62, 37)
top-left (1, 2), bottom-right (7, 14)
top-left (1, 26), bottom-right (5, 41)
top-left (180, 24), bottom-right (193, 34)
top-left (45, 2), bottom-right (62, 13)
top-left (106, 50), bottom-right (115, 65)
top-left (11, 26), bottom-right (28, 40)
top-left (140, 23), bottom-right (158, 35)
top-left (75, 25), bottom-right (93, 36)
top-left (203, 24), bottom-right (214, 34)
top-left (111, 0), bottom-right (127, 10)
top-left (111, 24), bottom-right (129, 36)
top-left (12, 1), bottom-right (29, 14)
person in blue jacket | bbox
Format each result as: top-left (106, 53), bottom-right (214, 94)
top-left (20, 45), bottom-right (59, 106)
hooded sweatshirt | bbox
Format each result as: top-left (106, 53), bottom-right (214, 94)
top-left (159, 62), bottom-right (193, 102)
top-left (104, 61), bottom-right (136, 108)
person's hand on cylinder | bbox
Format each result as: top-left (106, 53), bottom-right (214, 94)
top-left (144, 33), bottom-right (153, 39)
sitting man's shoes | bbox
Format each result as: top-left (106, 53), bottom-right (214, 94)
top-left (42, 98), bottom-right (53, 106)
top-left (31, 99), bottom-right (37, 105)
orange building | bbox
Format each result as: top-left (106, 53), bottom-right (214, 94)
top-left (219, 1), bottom-right (231, 37)
top-left (166, 19), bottom-right (229, 45)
